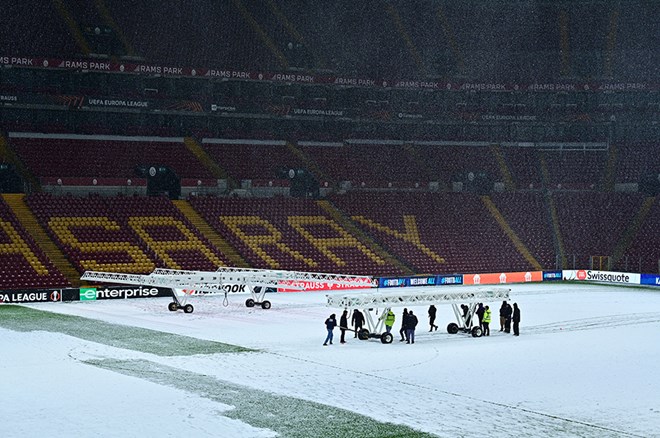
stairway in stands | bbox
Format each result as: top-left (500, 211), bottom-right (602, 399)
top-left (317, 199), bottom-right (414, 275)
top-left (173, 200), bottom-right (249, 268)
top-left (611, 195), bottom-right (656, 266)
top-left (0, 133), bottom-right (41, 192)
top-left (490, 144), bottom-right (515, 190)
top-left (546, 191), bottom-right (567, 269)
top-left (183, 137), bottom-right (228, 179)
top-left (3, 194), bottom-right (82, 286)
top-left (481, 195), bottom-right (542, 271)
top-left (285, 141), bottom-right (332, 184)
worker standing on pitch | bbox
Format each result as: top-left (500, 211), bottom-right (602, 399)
top-left (384, 308), bottom-right (396, 333)
top-left (482, 305), bottom-right (491, 336)
top-left (504, 301), bottom-right (513, 333)
top-left (476, 303), bottom-right (485, 332)
top-left (339, 309), bottom-right (349, 344)
top-left (499, 301), bottom-right (507, 332)
top-left (512, 303), bottom-right (521, 336)
top-left (428, 304), bottom-right (438, 331)
top-left (461, 304), bottom-right (471, 327)
top-left (351, 309), bottom-right (365, 338)
top-left (406, 310), bottom-right (419, 343)
top-left (323, 313), bottom-right (337, 346)
top-left (399, 308), bottom-right (409, 341)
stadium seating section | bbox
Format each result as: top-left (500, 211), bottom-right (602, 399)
top-left (202, 140), bottom-right (303, 182)
top-left (188, 196), bottom-right (402, 276)
top-left (2, 1), bottom-right (656, 79)
top-left (0, 188), bottom-right (657, 290)
top-left (5, 132), bottom-right (640, 191)
top-left (621, 196), bottom-right (660, 274)
top-left (543, 150), bottom-right (609, 189)
top-left (552, 191), bottom-right (647, 269)
top-left (10, 134), bottom-right (214, 183)
top-left (299, 142), bottom-right (433, 188)
top-left (0, 1), bottom-right (658, 291)
top-left (0, 197), bottom-right (70, 290)
top-left (328, 192), bottom-right (533, 275)
top-left (615, 142), bottom-right (660, 184)
top-left (25, 193), bottom-right (230, 274)
top-left (489, 192), bottom-right (556, 270)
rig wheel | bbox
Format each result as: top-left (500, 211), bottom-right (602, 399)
top-left (358, 329), bottom-right (370, 340)
top-left (471, 326), bottom-right (483, 338)
top-left (380, 332), bottom-right (394, 344)
top-left (447, 323), bottom-right (459, 334)
top-left (245, 298), bottom-right (255, 307)
top-left (261, 300), bottom-right (271, 309)
top-left (168, 302), bottom-right (178, 312)
top-left (183, 304), bottom-right (194, 314)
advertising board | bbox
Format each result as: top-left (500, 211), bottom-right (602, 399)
top-left (279, 278), bottom-right (375, 292)
top-left (562, 270), bottom-right (641, 284)
top-left (463, 271), bottom-right (542, 285)
top-left (0, 289), bottom-right (62, 304)
top-left (542, 270), bottom-right (563, 281)
top-left (378, 275), bottom-right (463, 288)
top-left (437, 274), bottom-right (463, 285)
top-left (76, 286), bottom-right (172, 301)
top-left (640, 274), bottom-right (660, 287)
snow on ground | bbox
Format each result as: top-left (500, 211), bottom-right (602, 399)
top-left (2, 282), bottom-right (660, 437)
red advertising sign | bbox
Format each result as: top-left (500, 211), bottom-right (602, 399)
top-left (463, 271), bottom-right (543, 285)
top-left (277, 278), bottom-right (375, 293)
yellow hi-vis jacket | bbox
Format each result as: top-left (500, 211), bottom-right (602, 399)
top-left (385, 310), bottom-right (396, 327)
top-left (483, 308), bottom-right (492, 323)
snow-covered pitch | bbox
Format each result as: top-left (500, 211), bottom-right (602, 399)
top-left (2, 282), bottom-right (659, 437)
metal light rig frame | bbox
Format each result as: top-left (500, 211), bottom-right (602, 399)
top-left (326, 286), bottom-right (510, 343)
top-left (81, 267), bottom-right (374, 313)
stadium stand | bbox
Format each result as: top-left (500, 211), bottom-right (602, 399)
top-left (299, 141), bottom-right (431, 188)
top-left (0, 0), bottom-right (656, 81)
top-left (552, 191), bottom-right (647, 269)
top-left (328, 191), bottom-right (534, 275)
top-left (188, 195), bottom-right (402, 276)
top-left (25, 193), bottom-right (230, 274)
top-left (421, 144), bottom-right (501, 187)
top-left (542, 150), bottom-right (609, 190)
top-left (201, 138), bottom-right (303, 182)
top-left (8, 133), bottom-right (215, 184)
top-left (615, 142), bottom-right (660, 184)
top-left (0, 0), bottom-right (659, 292)
top-left (502, 147), bottom-right (543, 190)
top-left (0, 196), bottom-right (70, 289)
top-left (102, 0), bottom-right (279, 68)
top-left (623, 197), bottom-right (660, 274)
top-left (489, 192), bottom-right (556, 270)
top-left (0, 0), bottom-right (79, 58)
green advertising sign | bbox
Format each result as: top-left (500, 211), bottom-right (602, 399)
top-left (79, 287), bottom-right (97, 301)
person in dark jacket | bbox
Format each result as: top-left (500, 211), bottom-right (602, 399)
top-left (406, 310), bottom-right (418, 344)
top-left (499, 301), bottom-right (507, 332)
top-left (512, 303), bottom-right (521, 336)
top-left (351, 309), bottom-right (364, 338)
top-left (339, 310), bottom-right (349, 343)
top-left (504, 302), bottom-right (513, 333)
top-left (399, 308), bottom-right (409, 341)
top-left (476, 303), bottom-right (485, 331)
top-left (323, 313), bottom-right (337, 346)
top-left (428, 305), bottom-right (438, 331)
top-left (461, 304), bottom-right (471, 327)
